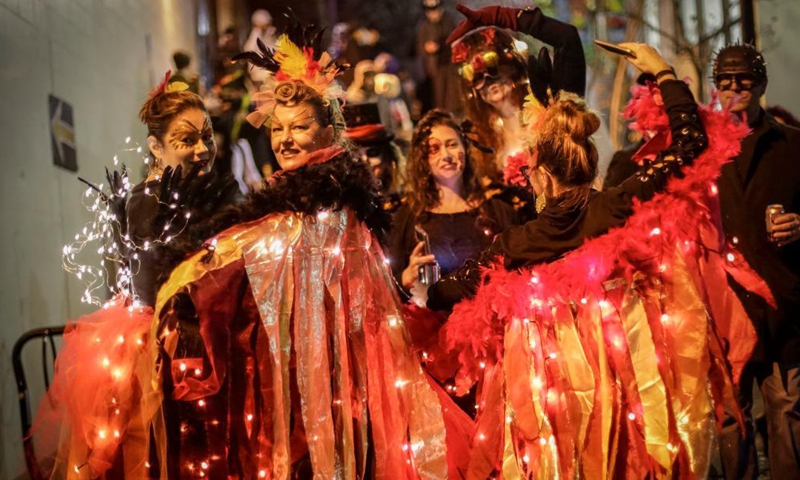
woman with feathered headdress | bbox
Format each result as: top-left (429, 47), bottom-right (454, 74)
top-left (143, 12), bottom-right (470, 479)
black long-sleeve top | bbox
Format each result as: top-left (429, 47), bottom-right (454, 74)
top-left (427, 80), bottom-right (707, 311)
top-left (518, 7), bottom-right (586, 98)
top-left (387, 198), bottom-right (518, 287)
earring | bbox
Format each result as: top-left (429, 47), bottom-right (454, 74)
top-left (535, 193), bottom-right (547, 213)
top-left (149, 156), bottom-right (164, 178)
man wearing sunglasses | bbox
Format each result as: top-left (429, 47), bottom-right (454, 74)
top-left (715, 44), bottom-right (800, 480)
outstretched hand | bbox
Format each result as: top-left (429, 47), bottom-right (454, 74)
top-left (616, 43), bottom-right (672, 77)
top-left (446, 3), bottom-right (520, 45)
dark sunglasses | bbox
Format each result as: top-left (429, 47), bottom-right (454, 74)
top-left (715, 73), bottom-right (759, 91)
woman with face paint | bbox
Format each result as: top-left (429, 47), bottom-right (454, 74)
top-left (125, 78), bottom-right (237, 306)
top-left (387, 109), bottom-right (517, 307)
top-left (144, 18), bottom-right (469, 479)
top-left (28, 76), bottom-right (238, 480)
top-left (447, 3), bottom-right (586, 220)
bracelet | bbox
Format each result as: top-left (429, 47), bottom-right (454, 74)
top-left (654, 68), bottom-right (676, 81)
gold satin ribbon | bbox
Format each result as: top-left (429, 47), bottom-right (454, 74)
top-left (153, 210), bottom-right (450, 479)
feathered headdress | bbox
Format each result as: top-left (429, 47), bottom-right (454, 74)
top-left (233, 11), bottom-right (345, 128)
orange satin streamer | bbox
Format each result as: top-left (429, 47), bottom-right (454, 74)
top-left (152, 209), bottom-right (450, 479)
top-left (618, 289), bottom-right (672, 473)
top-left (661, 253), bottom-right (717, 478)
top-left (463, 257), bottom-right (743, 480)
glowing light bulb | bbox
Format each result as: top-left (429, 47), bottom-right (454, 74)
top-left (98, 429), bottom-right (107, 439)
top-left (478, 433), bottom-right (486, 440)
top-left (580, 298), bottom-right (588, 304)
top-left (650, 227), bottom-right (661, 236)
top-left (539, 437), bottom-right (547, 445)
top-left (179, 363), bottom-right (187, 372)
top-left (628, 412), bottom-right (636, 421)
top-left (523, 454), bottom-right (530, 463)
top-left (479, 361), bottom-right (486, 369)
top-left (660, 314), bottom-right (669, 323)
top-left (198, 399), bottom-right (205, 407)
top-left (726, 252), bottom-right (735, 262)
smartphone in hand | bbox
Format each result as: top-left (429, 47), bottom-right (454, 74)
top-left (594, 40), bottom-right (637, 59)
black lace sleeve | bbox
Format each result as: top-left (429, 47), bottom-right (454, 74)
top-left (619, 79), bottom-right (708, 201)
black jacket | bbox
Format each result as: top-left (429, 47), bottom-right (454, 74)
top-left (428, 80), bottom-right (706, 311)
top-left (718, 111), bottom-right (800, 363)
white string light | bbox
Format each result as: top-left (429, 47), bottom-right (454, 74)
top-left (63, 139), bottom-right (195, 306)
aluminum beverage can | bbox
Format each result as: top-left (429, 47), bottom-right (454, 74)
top-left (418, 262), bottom-right (441, 285)
top-left (766, 204), bottom-right (785, 241)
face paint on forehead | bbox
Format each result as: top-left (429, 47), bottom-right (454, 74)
top-left (172, 116), bottom-right (212, 135)
top-left (167, 116), bottom-right (213, 150)
top-left (272, 107), bottom-right (316, 127)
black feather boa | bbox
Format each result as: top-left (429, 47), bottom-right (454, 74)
top-left (155, 151), bottom-right (390, 290)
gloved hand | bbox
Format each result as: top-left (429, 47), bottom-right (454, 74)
top-left (446, 3), bottom-right (522, 45)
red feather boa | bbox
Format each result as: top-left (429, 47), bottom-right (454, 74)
top-left (442, 83), bottom-right (773, 391)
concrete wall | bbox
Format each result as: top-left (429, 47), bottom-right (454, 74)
top-left (758, 0), bottom-right (800, 117)
top-left (0, 0), bottom-right (197, 477)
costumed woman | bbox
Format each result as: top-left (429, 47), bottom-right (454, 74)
top-left (427, 43), bottom-right (773, 478)
top-left (147, 18), bottom-right (470, 479)
top-left (386, 110), bottom-right (517, 417)
top-left (30, 77), bottom-right (237, 479)
top-left (447, 3), bottom-right (586, 217)
top-left (388, 109), bottom-right (517, 306)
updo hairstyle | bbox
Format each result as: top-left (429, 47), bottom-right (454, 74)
top-left (531, 92), bottom-right (601, 207)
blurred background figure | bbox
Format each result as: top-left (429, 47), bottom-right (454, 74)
top-left (415, 0), bottom-right (462, 115)
top-left (388, 109), bottom-right (516, 306)
top-left (346, 59), bottom-right (378, 104)
top-left (328, 22), bottom-right (352, 65)
top-left (374, 72), bottom-right (414, 143)
top-left (243, 9), bottom-right (277, 87)
top-left (767, 105), bottom-right (800, 129)
top-left (169, 50), bottom-right (200, 94)
top-left (343, 23), bottom-right (382, 82)
top-left (343, 102), bottom-right (406, 213)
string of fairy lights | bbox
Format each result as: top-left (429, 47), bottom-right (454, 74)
top-left (61, 136), bottom-right (190, 309)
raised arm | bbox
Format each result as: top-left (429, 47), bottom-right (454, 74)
top-left (615, 43), bottom-right (707, 200)
top-left (445, 3), bottom-right (586, 98)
